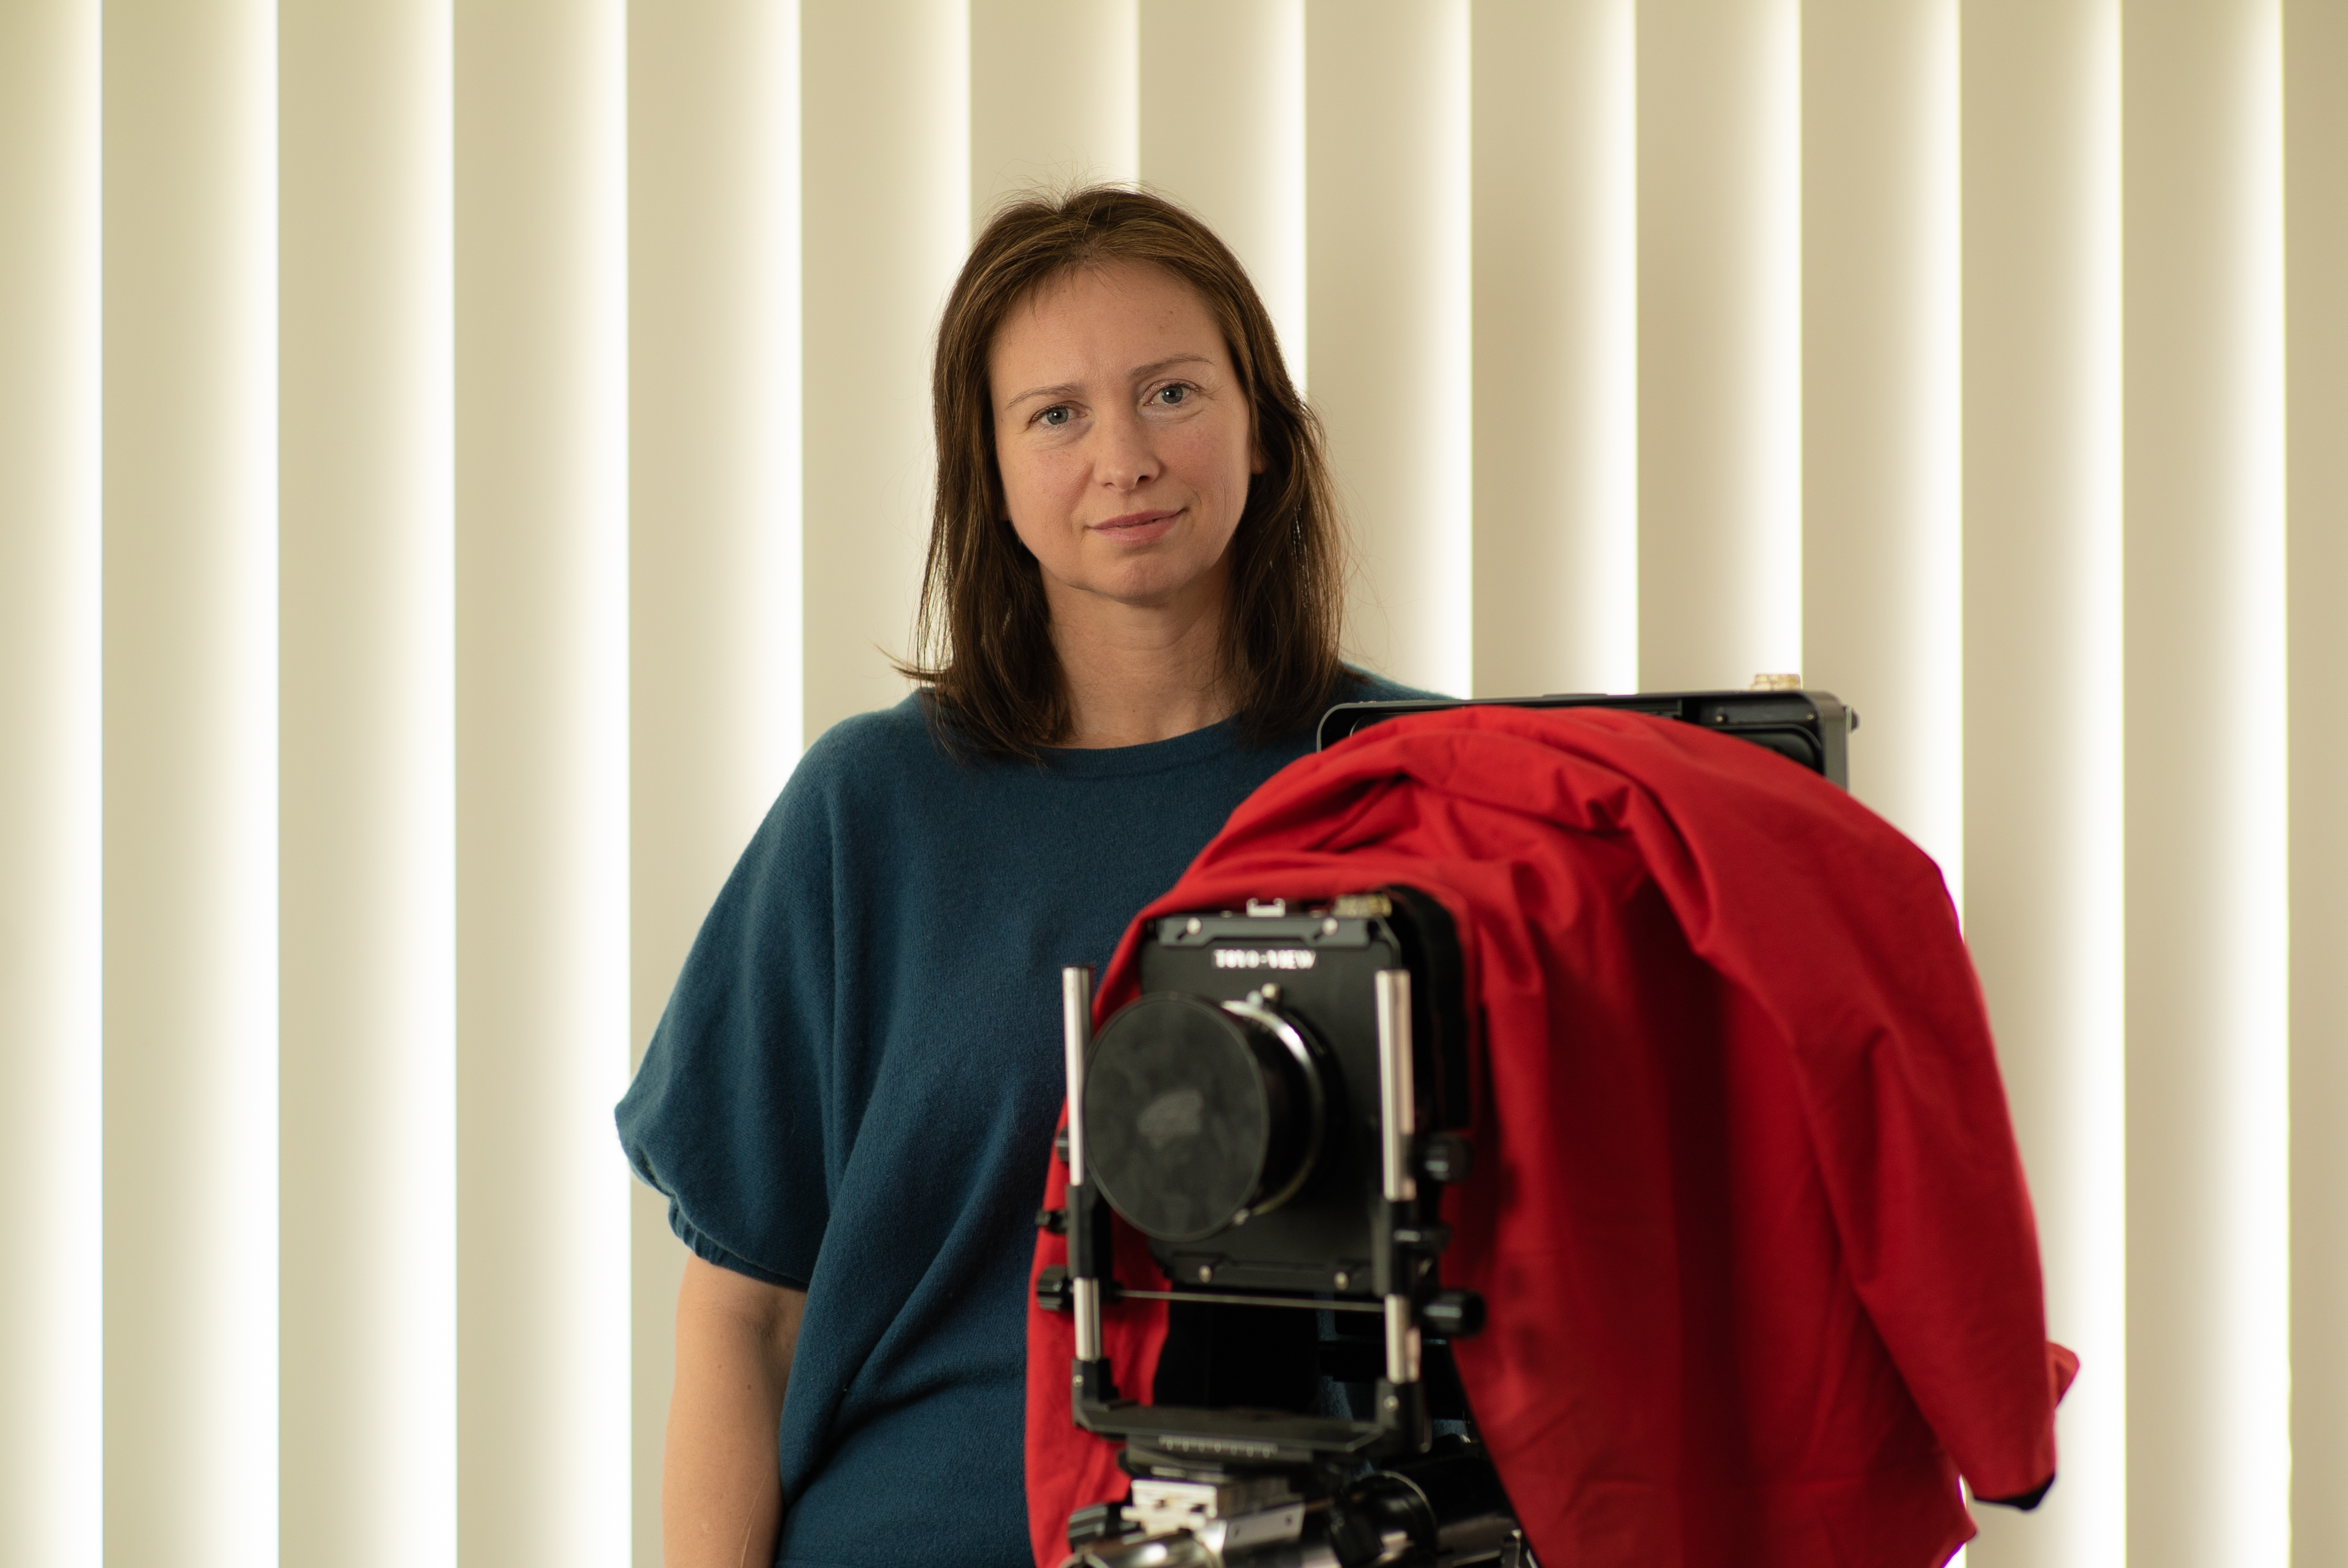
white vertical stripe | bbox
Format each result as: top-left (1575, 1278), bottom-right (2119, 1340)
top-left (1800, 0), bottom-right (1962, 896)
top-left (1961, 3), bottom-right (2126, 1564)
top-left (1919, 0), bottom-right (1961, 905)
top-left (1137, 0), bottom-right (1307, 384)
top-left (1752, 0), bottom-right (1802, 675)
top-left (2223, 13), bottom-right (2290, 1561)
top-left (101, 3), bottom-right (281, 1564)
top-left (1306, 0), bottom-right (1472, 695)
top-left (627, 4), bottom-right (803, 1562)
top-left (0, 3), bottom-right (102, 1565)
top-left (279, 2), bottom-right (457, 1565)
top-left (971, 0), bottom-right (1139, 225)
top-left (1470, 0), bottom-right (1639, 699)
top-left (2287, 4), bottom-right (2348, 1557)
top-left (1637, 0), bottom-right (1804, 691)
top-left (455, 1), bottom-right (632, 1562)
top-left (2123, 0), bottom-right (2291, 1561)
top-left (800, 0), bottom-right (969, 740)
top-left (2081, 19), bottom-right (2128, 1556)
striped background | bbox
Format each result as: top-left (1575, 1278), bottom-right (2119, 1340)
top-left (1, 3), bottom-right (2340, 1565)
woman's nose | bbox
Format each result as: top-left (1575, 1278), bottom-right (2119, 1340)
top-left (1095, 410), bottom-right (1158, 491)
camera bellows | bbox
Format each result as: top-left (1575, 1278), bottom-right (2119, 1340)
top-left (1083, 992), bottom-right (1326, 1244)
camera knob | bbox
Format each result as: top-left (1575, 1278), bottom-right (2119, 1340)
top-left (1034, 1266), bottom-right (1073, 1312)
top-left (1422, 1289), bottom-right (1486, 1338)
top-left (1420, 1131), bottom-right (1474, 1184)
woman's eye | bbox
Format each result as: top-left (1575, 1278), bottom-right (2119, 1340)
top-left (1153, 384), bottom-right (1190, 407)
top-left (1037, 405), bottom-right (1073, 427)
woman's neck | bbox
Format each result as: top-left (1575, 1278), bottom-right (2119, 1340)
top-left (1045, 565), bottom-right (1238, 749)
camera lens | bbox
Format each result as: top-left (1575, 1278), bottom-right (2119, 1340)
top-left (1083, 992), bottom-right (1325, 1244)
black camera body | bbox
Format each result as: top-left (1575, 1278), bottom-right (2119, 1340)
top-left (1318, 685), bottom-right (1853, 786)
top-left (1098, 890), bottom-right (1470, 1307)
top-left (1043, 886), bottom-right (1520, 1568)
top-left (1039, 691), bottom-right (1852, 1568)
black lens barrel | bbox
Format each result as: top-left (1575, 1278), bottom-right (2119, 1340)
top-left (1082, 992), bottom-right (1326, 1244)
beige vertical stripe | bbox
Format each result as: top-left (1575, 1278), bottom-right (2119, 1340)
top-left (1800, 0), bottom-right (1962, 885)
top-left (0, 2), bottom-right (102, 1564)
top-left (1961, 4), bottom-right (2128, 1562)
top-left (800, 0), bottom-right (969, 739)
top-left (454, 1), bottom-right (633, 1562)
top-left (101, 2), bottom-right (282, 1563)
top-left (1637, 0), bottom-right (1803, 692)
top-left (1306, 0), bottom-right (1472, 694)
top-left (1137, 0), bottom-right (1306, 389)
top-left (2288, 1), bottom-right (2348, 1556)
top-left (627, 3), bottom-right (804, 1561)
top-left (2124, 1), bottom-right (2292, 1563)
top-left (279, 2), bottom-right (459, 1565)
top-left (1470, 0), bottom-right (1639, 700)
top-left (971, 0), bottom-right (1138, 228)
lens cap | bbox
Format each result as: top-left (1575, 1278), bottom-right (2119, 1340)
top-left (1083, 992), bottom-right (1322, 1244)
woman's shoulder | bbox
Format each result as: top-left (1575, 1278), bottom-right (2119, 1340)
top-left (795, 693), bottom-right (945, 780)
top-left (750, 695), bottom-right (952, 848)
top-left (711, 697), bottom-right (956, 915)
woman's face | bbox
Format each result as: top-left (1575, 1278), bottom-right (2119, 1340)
top-left (989, 261), bottom-right (1261, 619)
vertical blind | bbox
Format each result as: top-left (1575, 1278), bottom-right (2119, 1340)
top-left (0, 3), bottom-right (2340, 1567)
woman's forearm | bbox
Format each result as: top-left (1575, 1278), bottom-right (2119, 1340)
top-left (664, 1256), bottom-right (807, 1568)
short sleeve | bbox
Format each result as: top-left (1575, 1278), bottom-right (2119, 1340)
top-left (616, 765), bottom-right (843, 1291)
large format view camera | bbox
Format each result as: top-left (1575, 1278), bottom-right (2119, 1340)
top-left (1038, 690), bottom-right (1853, 1568)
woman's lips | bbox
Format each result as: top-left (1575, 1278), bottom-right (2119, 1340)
top-left (1090, 508), bottom-right (1181, 545)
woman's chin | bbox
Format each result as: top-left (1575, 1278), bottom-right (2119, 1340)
top-left (1049, 561), bottom-right (1224, 617)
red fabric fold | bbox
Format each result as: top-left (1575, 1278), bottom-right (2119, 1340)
top-left (1026, 706), bottom-right (2069, 1568)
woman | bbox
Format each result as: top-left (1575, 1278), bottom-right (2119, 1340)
top-left (617, 187), bottom-right (1429, 1568)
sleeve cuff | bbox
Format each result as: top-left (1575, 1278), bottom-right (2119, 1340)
top-left (668, 1203), bottom-right (811, 1292)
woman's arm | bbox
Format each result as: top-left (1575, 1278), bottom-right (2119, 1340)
top-left (665, 1255), bottom-right (808, 1568)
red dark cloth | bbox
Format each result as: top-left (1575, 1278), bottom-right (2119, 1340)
top-left (1025, 706), bottom-right (2074, 1568)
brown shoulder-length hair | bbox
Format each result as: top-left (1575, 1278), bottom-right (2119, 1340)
top-left (899, 185), bottom-right (1346, 757)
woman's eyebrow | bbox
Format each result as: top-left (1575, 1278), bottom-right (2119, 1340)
top-left (1127, 353), bottom-right (1214, 380)
top-left (1003, 380), bottom-right (1085, 410)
